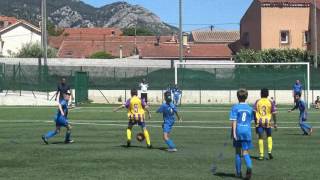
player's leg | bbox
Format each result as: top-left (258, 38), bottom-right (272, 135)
top-left (300, 119), bottom-right (312, 135)
top-left (266, 128), bottom-right (273, 159)
top-left (235, 146), bottom-right (242, 177)
top-left (126, 121), bottom-right (134, 147)
top-left (163, 123), bottom-right (176, 152)
top-left (242, 141), bottom-right (253, 180)
top-left (299, 116), bottom-right (309, 135)
top-left (139, 120), bottom-right (152, 148)
top-left (65, 124), bottom-right (73, 143)
top-left (256, 127), bottom-right (264, 160)
top-left (42, 126), bottom-right (60, 144)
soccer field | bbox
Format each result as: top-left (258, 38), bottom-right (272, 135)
top-left (0, 105), bottom-right (319, 180)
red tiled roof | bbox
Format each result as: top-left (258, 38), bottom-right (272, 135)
top-left (58, 41), bottom-right (137, 58)
top-left (138, 43), bottom-right (233, 60)
top-left (192, 31), bottom-right (240, 43)
top-left (0, 16), bottom-right (18, 30)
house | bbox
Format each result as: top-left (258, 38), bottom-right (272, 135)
top-left (0, 20), bottom-right (41, 57)
top-left (240, 0), bottom-right (320, 51)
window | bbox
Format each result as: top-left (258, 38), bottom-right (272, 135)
top-left (0, 21), bottom-right (4, 28)
top-left (304, 31), bottom-right (310, 44)
top-left (280, 30), bottom-right (290, 44)
top-left (241, 32), bottom-right (250, 46)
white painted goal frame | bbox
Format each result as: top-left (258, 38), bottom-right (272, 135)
top-left (174, 62), bottom-right (311, 108)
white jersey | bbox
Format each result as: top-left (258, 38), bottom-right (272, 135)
top-left (140, 83), bottom-right (149, 93)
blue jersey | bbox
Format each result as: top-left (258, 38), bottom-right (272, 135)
top-left (56, 99), bottom-right (68, 118)
top-left (293, 100), bottom-right (307, 116)
top-left (229, 103), bottom-right (254, 141)
top-left (293, 83), bottom-right (302, 93)
top-left (157, 102), bottom-right (177, 123)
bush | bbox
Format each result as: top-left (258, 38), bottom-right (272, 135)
top-left (16, 43), bottom-right (57, 58)
top-left (89, 51), bottom-right (115, 59)
top-left (235, 48), bottom-right (315, 65)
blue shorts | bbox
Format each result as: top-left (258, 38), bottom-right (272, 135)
top-left (128, 120), bottom-right (145, 128)
top-left (256, 127), bottom-right (272, 136)
top-left (162, 122), bottom-right (174, 133)
top-left (55, 116), bottom-right (69, 127)
top-left (233, 140), bottom-right (253, 151)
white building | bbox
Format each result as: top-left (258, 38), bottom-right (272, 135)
top-left (0, 21), bottom-right (41, 57)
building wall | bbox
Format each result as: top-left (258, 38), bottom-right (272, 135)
top-left (261, 6), bottom-right (310, 50)
top-left (240, 0), bottom-right (261, 50)
top-left (1, 25), bottom-right (41, 56)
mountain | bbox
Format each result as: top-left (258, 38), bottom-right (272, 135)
top-left (0, 0), bottom-right (178, 35)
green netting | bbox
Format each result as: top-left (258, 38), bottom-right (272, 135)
top-left (1, 63), bottom-right (319, 93)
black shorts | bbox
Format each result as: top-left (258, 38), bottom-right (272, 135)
top-left (141, 93), bottom-right (148, 103)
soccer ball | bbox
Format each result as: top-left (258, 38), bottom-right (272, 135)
top-left (136, 133), bottom-right (145, 142)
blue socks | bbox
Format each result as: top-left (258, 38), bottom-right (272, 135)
top-left (244, 154), bottom-right (252, 169)
top-left (165, 139), bottom-right (176, 149)
top-left (65, 131), bottom-right (71, 141)
top-left (235, 154), bottom-right (241, 175)
top-left (45, 131), bottom-right (57, 139)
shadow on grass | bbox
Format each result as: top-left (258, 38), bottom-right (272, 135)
top-left (119, 145), bottom-right (168, 151)
top-left (214, 172), bottom-right (237, 178)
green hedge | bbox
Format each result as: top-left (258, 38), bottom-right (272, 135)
top-left (234, 49), bottom-right (316, 66)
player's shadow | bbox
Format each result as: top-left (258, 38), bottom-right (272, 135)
top-left (214, 172), bottom-right (237, 178)
top-left (50, 141), bottom-right (67, 145)
top-left (119, 145), bottom-right (168, 151)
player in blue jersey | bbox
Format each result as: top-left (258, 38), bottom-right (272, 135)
top-left (172, 85), bottom-right (182, 106)
top-left (288, 93), bottom-right (313, 135)
top-left (230, 89), bottom-right (253, 179)
top-left (292, 80), bottom-right (302, 103)
top-left (157, 91), bottom-right (182, 152)
top-left (42, 93), bottom-right (73, 144)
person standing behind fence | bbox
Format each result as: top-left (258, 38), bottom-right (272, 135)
top-left (139, 78), bottom-right (149, 103)
top-left (55, 78), bottom-right (73, 104)
top-left (292, 80), bottom-right (302, 103)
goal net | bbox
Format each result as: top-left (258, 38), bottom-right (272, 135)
top-left (174, 62), bottom-right (311, 108)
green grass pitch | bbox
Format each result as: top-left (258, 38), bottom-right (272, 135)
top-left (0, 105), bottom-right (319, 180)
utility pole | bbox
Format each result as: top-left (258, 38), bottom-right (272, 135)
top-left (179, 0), bottom-right (183, 63)
top-left (41, 0), bottom-right (48, 65)
top-left (313, 0), bottom-right (318, 68)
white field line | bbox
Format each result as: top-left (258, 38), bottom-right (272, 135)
top-left (0, 119), bottom-right (319, 129)
top-left (0, 119), bottom-right (320, 124)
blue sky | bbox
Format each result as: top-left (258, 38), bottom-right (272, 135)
top-left (82, 0), bottom-right (253, 31)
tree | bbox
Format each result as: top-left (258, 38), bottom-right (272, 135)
top-left (47, 21), bottom-right (64, 36)
top-left (89, 51), bottom-right (115, 59)
top-left (122, 27), bottom-right (155, 36)
top-left (16, 43), bottom-right (57, 58)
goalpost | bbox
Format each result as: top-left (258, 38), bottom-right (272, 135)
top-left (174, 62), bottom-right (311, 109)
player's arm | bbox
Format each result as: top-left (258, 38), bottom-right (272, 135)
top-left (144, 105), bottom-right (151, 119)
top-left (288, 103), bottom-right (298, 112)
top-left (113, 104), bottom-right (125, 112)
top-left (58, 103), bottom-right (65, 116)
top-left (175, 111), bottom-right (182, 122)
top-left (55, 87), bottom-right (60, 101)
top-left (232, 121), bottom-right (237, 140)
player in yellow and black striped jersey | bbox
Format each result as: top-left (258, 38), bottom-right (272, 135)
top-left (254, 88), bottom-right (277, 160)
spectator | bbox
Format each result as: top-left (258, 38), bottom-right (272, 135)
top-left (139, 78), bottom-right (149, 103)
top-left (315, 96), bottom-right (320, 109)
top-left (55, 78), bottom-right (73, 103)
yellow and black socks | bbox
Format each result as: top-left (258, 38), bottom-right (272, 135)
top-left (258, 139), bottom-right (264, 158)
top-left (127, 128), bottom-right (132, 142)
top-left (143, 129), bottom-right (151, 146)
top-left (267, 136), bottom-right (273, 154)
